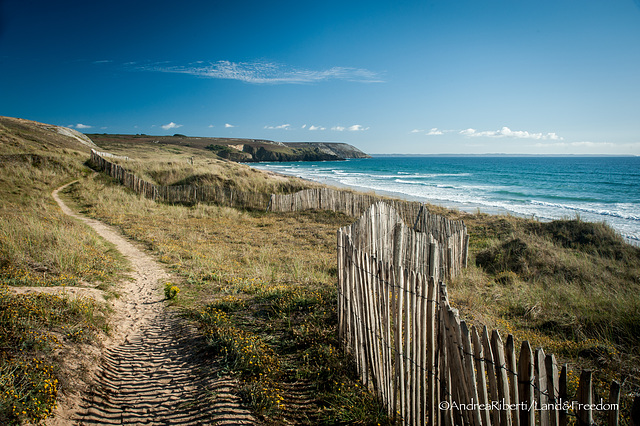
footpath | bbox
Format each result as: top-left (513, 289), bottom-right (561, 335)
top-left (49, 182), bottom-right (259, 425)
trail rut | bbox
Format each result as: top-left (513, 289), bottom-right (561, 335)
top-left (51, 182), bottom-right (259, 425)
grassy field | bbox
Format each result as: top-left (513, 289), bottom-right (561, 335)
top-left (0, 117), bottom-right (129, 424)
top-left (2, 116), bottom-right (639, 424)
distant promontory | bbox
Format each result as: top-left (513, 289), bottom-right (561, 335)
top-left (87, 134), bottom-right (371, 162)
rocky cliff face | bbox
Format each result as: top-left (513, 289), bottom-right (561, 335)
top-left (241, 144), bottom-right (343, 162)
top-left (85, 133), bottom-right (371, 163)
top-left (282, 142), bottom-right (371, 159)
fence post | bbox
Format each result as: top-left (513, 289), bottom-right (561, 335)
top-left (535, 348), bottom-right (549, 426)
top-left (518, 341), bottom-right (535, 426)
top-left (559, 365), bottom-right (568, 426)
top-left (491, 330), bottom-right (512, 426)
top-left (608, 380), bottom-right (620, 426)
top-left (472, 326), bottom-right (491, 426)
top-left (576, 370), bottom-right (592, 426)
top-left (546, 354), bottom-right (559, 426)
top-left (482, 327), bottom-right (500, 426)
top-left (506, 335), bottom-right (520, 426)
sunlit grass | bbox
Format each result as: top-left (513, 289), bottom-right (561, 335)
top-left (68, 172), bottom-right (393, 424)
top-left (0, 119), bottom-right (128, 424)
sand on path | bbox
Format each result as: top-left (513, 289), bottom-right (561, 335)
top-left (48, 181), bottom-right (259, 425)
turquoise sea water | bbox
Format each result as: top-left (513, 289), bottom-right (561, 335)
top-left (251, 156), bottom-right (640, 244)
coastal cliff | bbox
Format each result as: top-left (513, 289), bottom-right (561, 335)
top-left (87, 134), bottom-right (371, 162)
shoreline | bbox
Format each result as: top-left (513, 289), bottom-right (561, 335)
top-left (250, 164), bottom-right (640, 247)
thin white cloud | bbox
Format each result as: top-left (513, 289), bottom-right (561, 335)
top-left (225, 123), bottom-right (235, 128)
top-left (161, 122), bottom-right (182, 130)
top-left (348, 125), bottom-right (369, 131)
top-left (460, 126), bottom-right (563, 140)
top-left (264, 124), bottom-right (291, 130)
top-left (301, 124), bottom-right (307, 129)
top-left (426, 128), bottom-right (443, 135)
top-left (208, 124), bottom-right (215, 128)
top-left (410, 129), bottom-right (424, 134)
top-left (141, 60), bottom-right (384, 84)
top-left (93, 60), bottom-right (113, 64)
top-left (309, 125), bottom-right (325, 131)
top-left (75, 123), bottom-right (92, 129)
top-left (332, 126), bottom-right (346, 132)
top-left (534, 141), bottom-right (616, 148)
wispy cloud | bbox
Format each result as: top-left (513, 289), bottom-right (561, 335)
top-left (140, 60), bottom-right (384, 84)
top-left (264, 124), bottom-right (291, 130)
top-left (348, 125), bottom-right (369, 131)
top-left (411, 128), bottom-right (447, 135)
top-left (534, 141), bottom-right (616, 148)
top-left (309, 125), bottom-right (326, 131)
top-left (330, 124), bottom-right (369, 132)
top-left (225, 123), bottom-right (235, 128)
top-left (161, 122), bottom-right (182, 130)
top-left (460, 126), bottom-right (563, 140)
top-left (73, 123), bottom-right (92, 129)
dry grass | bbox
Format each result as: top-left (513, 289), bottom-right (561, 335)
top-left (3, 118), bottom-right (639, 424)
top-left (0, 119), bottom-right (127, 425)
top-left (450, 213), bottom-right (640, 424)
top-left (67, 172), bottom-right (391, 424)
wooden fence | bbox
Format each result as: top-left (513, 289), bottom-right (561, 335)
top-left (276, 190), bottom-right (469, 281)
top-left (89, 150), bottom-right (269, 209)
top-left (269, 187), bottom-right (423, 221)
top-left (91, 153), bottom-right (468, 277)
top-left (337, 202), bottom-right (632, 426)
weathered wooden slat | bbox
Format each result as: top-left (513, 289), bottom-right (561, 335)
top-left (559, 365), bottom-right (568, 426)
top-left (506, 335), bottom-right (520, 426)
top-left (472, 326), bottom-right (491, 426)
top-left (535, 348), bottom-right (549, 426)
top-left (608, 380), bottom-right (621, 426)
top-left (491, 330), bottom-right (512, 426)
top-left (482, 327), bottom-right (500, 426)
top-left (577, 370), bottom-right (592, 426)
top-left (545, 354), bottom-right (559, 426)
top-left (518, 341), bottom-right (535, 426)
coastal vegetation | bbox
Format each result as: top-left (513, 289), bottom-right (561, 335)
top-left (1, 117), bottom-right (638, 424)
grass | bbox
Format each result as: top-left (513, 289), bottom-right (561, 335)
top-left (0, 117), bottom-right (128, 424)
top-left (450, 213), bottom-right (640, 425)
top-left (71, 144), bottom-right (640, 424)
top-left (67, 171), bottom-right (392, 424)
top-left (3, 117), bottom-right (639, 424)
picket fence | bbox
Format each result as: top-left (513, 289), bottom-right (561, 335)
top-left (273, 189), bottom-right (469, 281)
top-left (89, 150), bottom-right (269, 209)
top-left (337, 202), bottom-right (631, 426)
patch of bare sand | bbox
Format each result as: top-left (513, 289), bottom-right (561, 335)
top-left (47, 181), bottom-right (259, 425)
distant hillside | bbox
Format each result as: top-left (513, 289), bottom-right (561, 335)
top-left (87, 134), bottom-right (370, 162)
top-left (0, 116), bottom-right (98, 154)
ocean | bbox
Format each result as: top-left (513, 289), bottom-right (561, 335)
top-left (250, 156), bottom-right (640, 245)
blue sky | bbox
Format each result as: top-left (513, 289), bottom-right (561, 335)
top-left (1, 0), bottom-right (639, 155)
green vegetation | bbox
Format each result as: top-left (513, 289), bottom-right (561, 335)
top-left (2, 117), bottom-right (638, 424)
top-left (450, 213), bottom-right (639, 422)
top-left (67, 172), bottom-right (390, 424)
top-left (0, 117), bottom-right (127, 424)
top-left (163, 282), bottom-right (180, 300)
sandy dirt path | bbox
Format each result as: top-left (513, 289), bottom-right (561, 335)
top-left (50, 182), bottom-right (259, 425)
